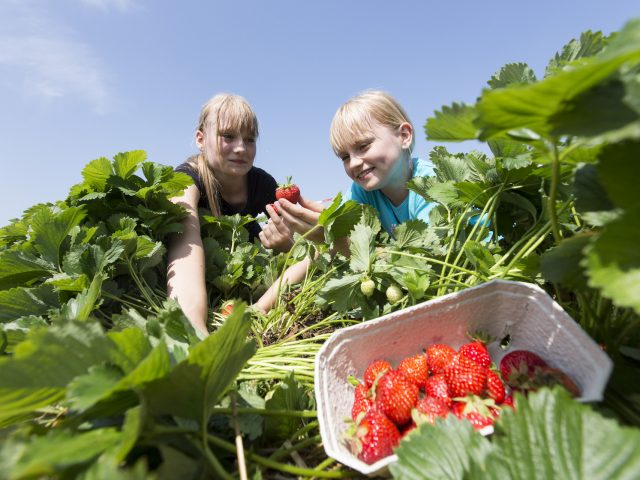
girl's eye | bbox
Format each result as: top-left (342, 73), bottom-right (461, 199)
top-left (220, 133), bottom-right (235, 140)
top-left (340, 154), bottom-right (350, 162)
top-left (357, 141), bottom-right (371, 151)
top-left (245, 137), bottom-right (256, 144)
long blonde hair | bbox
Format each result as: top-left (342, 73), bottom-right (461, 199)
top-left (188, 93), bottom-right (259, 216)
top-left (329, 90), bottom-right (415, 160)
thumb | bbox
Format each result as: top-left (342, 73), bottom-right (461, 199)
top-left (299, 196), bottom-right (325, 212)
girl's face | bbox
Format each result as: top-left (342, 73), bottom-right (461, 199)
top-left (340, 121), bottom-right (412, 192)
top-left (196, 127), bottom-right (257, 178)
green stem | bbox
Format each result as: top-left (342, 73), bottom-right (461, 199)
top-left (209, 407), bottom-right (317, 418)
top-left (548, 141), bottom-right (562, 243)
top-left (206, 433), bottom-right (356, 478)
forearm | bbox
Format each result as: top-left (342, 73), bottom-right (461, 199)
top-left (254, 257), bottom-right (312, 313)
top-left (167, 226), bottom-right (209, 336)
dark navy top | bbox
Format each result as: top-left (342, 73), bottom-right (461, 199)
top-left (175, 162), bottom-right (277, 239)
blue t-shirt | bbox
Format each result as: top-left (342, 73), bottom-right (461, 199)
top-left (344, 157), bottom-right (435, 234)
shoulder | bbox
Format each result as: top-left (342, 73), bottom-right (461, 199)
top-left (249, 166), bottom-right (278, 187)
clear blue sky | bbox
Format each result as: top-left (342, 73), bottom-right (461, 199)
top-left (1, 0), bottom-right (638, 226)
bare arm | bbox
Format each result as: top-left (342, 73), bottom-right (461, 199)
top-left (254, 256), bottom-right (312, 313)
top-left (167, 184), bottom-right (209, 337)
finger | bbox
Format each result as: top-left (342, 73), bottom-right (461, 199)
top-left (265, 203), bottom-right (281, 218)
top-left (278, 199), bottom-right (321, 224)
top-left (299, 196), bottom-right (326, 212)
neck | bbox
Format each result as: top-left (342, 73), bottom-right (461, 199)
top-left (381, 156), bottom-right (413, 206)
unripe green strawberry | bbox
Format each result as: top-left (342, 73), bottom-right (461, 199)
top-left (385, 284), bottom-right (403, 305)
top-left (375, 370), bottom-right (419, 426)
top-left (360, 278), bottom-right (375, 297)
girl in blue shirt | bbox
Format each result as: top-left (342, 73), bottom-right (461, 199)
top-left (256, 90), bottom-right (435, 312)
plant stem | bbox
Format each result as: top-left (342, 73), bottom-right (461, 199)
top-left (206, 433), bottom-right (357, 478)
top-left (548, 141), bottom-right (562, 243)
top-left (209, 407), bottom-right (317, 418)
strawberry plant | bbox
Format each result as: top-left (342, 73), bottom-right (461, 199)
top-left (1, 17), bottom-right (640, 479)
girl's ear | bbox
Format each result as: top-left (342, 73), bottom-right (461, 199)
top-left (399, 122), bottom-right (413, 149)
top-left (195, 129), bottom-right (205, 150)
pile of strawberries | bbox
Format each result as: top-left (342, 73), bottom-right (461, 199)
top-left (345, 339), bottom-right (580, 465)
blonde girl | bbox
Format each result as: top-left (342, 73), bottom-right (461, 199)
top-left (168, 93), bottom-right (292, 335)
top-left (254, 90), bottom-right (435, 313)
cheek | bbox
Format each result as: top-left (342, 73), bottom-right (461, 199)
top-left (342, 162), bottom-right (354, 179)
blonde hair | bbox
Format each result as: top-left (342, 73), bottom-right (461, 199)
top-left (187, 93), bottom-right (259, 216)
top-left (329, 90), bottom-right (415, 159)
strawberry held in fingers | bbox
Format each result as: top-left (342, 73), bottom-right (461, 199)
top-left (275, 176), bottom-right (300, 204)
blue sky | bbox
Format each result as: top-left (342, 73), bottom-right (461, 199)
top-left (0, 0), bottom-right (638, 226)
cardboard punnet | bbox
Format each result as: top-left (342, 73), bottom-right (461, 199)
top-left (314, 279), bottom-right (613, 477)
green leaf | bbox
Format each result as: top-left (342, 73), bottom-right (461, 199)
top-left (318, 194), bottom-right (363, 244)
top-left (0, 250), bottom-right (53, 290)
top-left (424, 103), bottom-right (479, 141)
top-left (585, 210), bottom-right (640, 314)
top-left (144, 303), bottom-right (256, 422)
top-left (30, 206), bottom-right (87, 269)
top-left (7, 428), bottom-right (122, 478)
top-left (349, 221), bottom-right (376, 273)
top-left (393, 220), bottom-right (439, 250)
top-left (574, 164), bottom-right (615, 215)
top-left (540, 234), bottom-right (592, 289)
top-left (0, 284), bottom-right (59, 322)
top-left (390, 416), bottom-right (492, 479)
top-left (597, 140), bottom-right (640, 210)
top-left (0, 321), bottom-right (111, 425)
top-left (476, 19), bottom-right (640, 139)
top-left (79, 156), bottom-right (113, 191)
top-left (480, 388), bottom-right (640, 479)
top-left (487, 62), bottom-right (537, 89)
top-left (316, 273), bottom-right (362, 313)
top-left (545, 30), bottom-right (609, 76)
top-left (113, 150), bottom-right (145, 179)
top-left (264, 373), bottom-right (309, 441)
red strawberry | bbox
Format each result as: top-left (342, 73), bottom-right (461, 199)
top-left (351, 407), bottom-right (401, 464)
top-left (413, 396), bottom-right (450, 425)
top-left (363, 359), bottom-right (391, 388)
top-left (352, 383), bottom-right (373, 421)
top-left (397, 353), bottom-right (429, 389)
top-left (485, 370), bottom-right (506, 404)
top-left (425, 373), bottom-right (452, 406)
top-left (275, 176), bottom-right (300, 204)
top-left (451, 402), bottom-right (495, 430)
top-left (220, 301), bottom-right (234, 317)
top-left (426, 344), bottom-right (456, 375)
top-left (374, 370), bottom-right (419, 426)
top-left (451, 397), bottom-right (497, 431)
top-left (499, 350), bottom-right (548, 389)
top-left (459, 341), bottom-right (492, 369)
top-left (443, 353), bottom-right (488, 398)
top-left (502, 394), bottom-right (515, 409)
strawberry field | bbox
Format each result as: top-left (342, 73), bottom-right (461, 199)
top-left (2, 20), bottom-right (640, 479)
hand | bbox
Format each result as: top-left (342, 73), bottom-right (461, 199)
top-left (277, 196), bottom-right (325, 243)
top-left (259, 204), bottom-right (294, 251)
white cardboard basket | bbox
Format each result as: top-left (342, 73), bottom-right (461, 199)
top-left (314, 279), bottom-right (613, 477)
